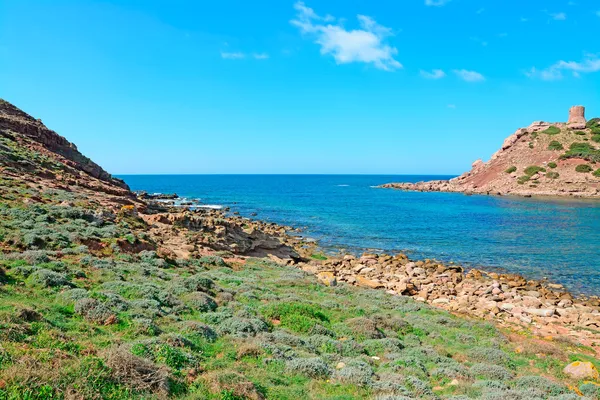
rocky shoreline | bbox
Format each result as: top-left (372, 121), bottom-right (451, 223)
top-left (300, 253), bottom-right (600, 351)
top-left (378, 181), bottom-right (600, 199)
top-left (142, 194), bottom-right (600, 353)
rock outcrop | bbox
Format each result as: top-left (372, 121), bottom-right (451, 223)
top-left (0, 99), bottom-right (128, 190)
top-left (381, 106), bottom-right (600, 198)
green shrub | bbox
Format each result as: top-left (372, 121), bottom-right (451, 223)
top-left (310, 253), bottom-right (327, 260)
top-left (573, 130), bottom-right (587, 136)
top-left (504, 166), bottom-right (516, 174)
top-left (587, 117), bottom-right (600, 129)
top-left (592, 134), bottom-right (600, 143)
top-left (470, 363), bottom-right (514, 380)
top-left (184, 274), bottom-right (215, 293)
top-left (74, 298), bottom-right (114, 323)
top-left (517, 176), bottom-right (530, 185)
top-left (593, 169), bottom-right (600, 177)
top-left (561, 142), bottom-right (600, 163)
top-left (285, 357), bottom-right (332, 378)
top-left (541, 126), bottom-right (560, 135)
top-left (546, 172), bottom-right (559, 179)
top-left (467, 347), bottom-right (511, 367)
top-left (513, 376), bottom-right (567, 396)
top-left (548, 162), bottom-right (557, 168)
top-left (575, 164), bottom-right (593, 173)
top-left (580, 382), bottom-right (600, 398)
top-left (217, 317), bottom-right (269, 337)
top-left (345, 317), bottom-right (385, 340)
top-left (548, 141), bottom-right (564, 151)
top-left (184, 292), bottom-right (218, 312)
top-left (332, 359), bottom-right (374, 386)
top-left (181, 321), bottom-right (218, 341)
top-left (524, 166), bottom-right (546, 176)
top-left (26, 268), bottom-right (70, 288)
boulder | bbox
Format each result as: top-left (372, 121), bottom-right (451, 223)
top-left (356, 276), bottom-right (384, 289)
top-left (316, 271), bottom-right (337, 287)
top-left (563, 361), bottom-right (599, 380)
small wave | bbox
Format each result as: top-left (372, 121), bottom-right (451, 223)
top-left (336, 184), bottom-right (350, 187)
top-left (194, 205), bottom-right (223, 210)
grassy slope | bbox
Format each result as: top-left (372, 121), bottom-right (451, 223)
top-left (1, 136), bottom-right (599, 399)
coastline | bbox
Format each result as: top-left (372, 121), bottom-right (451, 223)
top-left (379, 181), bottom-right (600, 200)
top-left (146, 194), bottom-right (600, 353)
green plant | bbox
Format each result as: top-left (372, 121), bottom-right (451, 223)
top-left (548, 162), bottom-right (557, 168)
top-left (575, 164), bottom-right (593, 173)
top-left (548, 141), bottom-right (564, 151)
top-left (592, 134), bottom-right (600, 143)
top-left (517, 176), bottom-right (530, 185)
top-left (541, 126), bottom-right (560, 135)
top-left (524, 166), bottom-right (545, 176)
top-left (573, 130), bottom-right (587, 136)
top-left (546, 171), bottom-right (559, 179)
top-left (561, 142), bottom-right (600, 163)
top-left (593, 169), bottom-right (600, 177)
top-left (285, 357), bottom-right (332, 378)
top-left (310, 253), bottom-right (327, 260)
top-left (504, 166), bottom-right (516, 174)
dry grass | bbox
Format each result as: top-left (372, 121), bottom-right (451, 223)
top-left (104, 345), bottom-right (170, 394)
top-left (202, 370), bottom-right (265, 400)
top-left (235, 341), bottom-right (263, 360)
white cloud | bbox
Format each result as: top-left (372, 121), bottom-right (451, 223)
top-left (425, 0), bottom-right (451, 6)
top-left (221, 51), bottom-right (245, 59)
top-left (549, 12), bottom-right (566, 20)
top-left (253, 53), bottom-right (270, 60)
top-left (470, 37), bottom-right (488, 46)
top-left (453, 69), bottom-right (485, 82)
top-left (420, 69), bottom-right (446, 79)
top-left (291, 2), bottom-right (402, 71)
top-left (526, 54), bottom-right (600, 80)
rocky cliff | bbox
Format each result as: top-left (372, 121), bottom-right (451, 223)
top-left (0, 99), bottom-right (300, 259)
top-left (382, 106), bottom-right (600, 198)
top-left (0, 98), bottom-right (134, 200)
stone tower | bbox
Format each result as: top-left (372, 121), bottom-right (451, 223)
top-left (567, 105), bottom-right (586, 129)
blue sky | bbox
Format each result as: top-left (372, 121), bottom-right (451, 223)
top-left (1, 0), bottom-right (599, 174)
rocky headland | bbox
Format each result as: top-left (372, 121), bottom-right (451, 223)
top-left (381, 106), bottom-right (600, 198)
top-left (2, 98), bottom-right (600, 399)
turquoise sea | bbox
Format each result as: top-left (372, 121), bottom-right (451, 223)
top-left (120, 175), bottom-right (600, 296)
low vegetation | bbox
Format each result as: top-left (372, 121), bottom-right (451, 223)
top-left (575, 164), bottom-right (593, 173)
top-left (523, 166), bottom-right (546, 176)
top-left (504, 166), bottom-right (516, 174)
top-left (561, 142), bottom-right (600, 163)
top-left (546, 171), bottom-right (559, 179)
top-left (541, 126), bottom-right (561, 135)
top-left (0, 178), bottom-right (598, 399)
top-left (548, 141), bottom-right (564, 151)
top-left (548, 162), bottom-right (557, 169)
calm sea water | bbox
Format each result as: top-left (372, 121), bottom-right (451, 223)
top-left (120, 175), bottom-right (600, 296)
